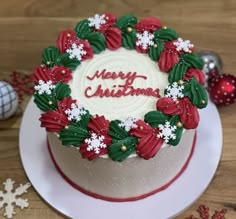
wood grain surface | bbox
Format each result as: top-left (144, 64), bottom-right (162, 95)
top-left (0, 0), bottom-right (235, 218)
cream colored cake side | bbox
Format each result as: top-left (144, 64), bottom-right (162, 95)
top-left (47, 129), bottom-right (195, 199)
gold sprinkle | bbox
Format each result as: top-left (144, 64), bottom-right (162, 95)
top-left (201, 100), bottom-right (206, 104)
top-left (67, 33), bottom-right (71, 37)
top-left (48, 101), bottom-right (53, 105)
top-left (140, 126), bottom-right (144, 130)
top-left (106, 16), bottom-right (109, 20)
top-left (61, 70), bottom-right (66, 74)
top-left (127, 27), bottom-right (133, 32)
top-left (154, 44), bottom-right (158, 48)
top-left (121, 145), bottom-right (127, 152)
top-left (163, 26), bottom-right (167, 29)
top-left (46, 61), bottom-right (50, 65)
top-left (65, 125), bottom-right (69, 129)
top-left (176, 122), bottom-right (183, 128)
top-left (178, 80), bottom-right (184, 85)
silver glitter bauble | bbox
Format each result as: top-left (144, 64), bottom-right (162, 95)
top-left (198, 51), bottom-right (223, 81)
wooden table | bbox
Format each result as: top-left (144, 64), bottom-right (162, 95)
top-left (0, 0), bottom-right (235, 218)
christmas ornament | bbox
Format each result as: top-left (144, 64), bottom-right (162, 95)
top-left (208, 73), bottom-right (236, 106)
top-left (0, 178), bottom-right (31, 219)
top-left (0, 81), bottom-right (19, 120)
top-left (198, 51), bottom-right (223, 80)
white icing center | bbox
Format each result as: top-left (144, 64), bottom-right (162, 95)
top-left (69, 48), bottom-right (168, 121)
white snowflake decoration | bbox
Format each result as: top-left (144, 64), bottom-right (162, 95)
top-left (136, 31), bottom-right (154, 49)
top-left (85, 133), bottom-right (107, 154)
top-left (34, 80), bottom-right (55, 95)
top-left (173, 38), bottom-right (194, 53)
top-left (119, 117), bottom-right (138, 131)
top-left (65, 103), bottom-right (87, 122)
top-left (157, 121), bottom-right (177, 143)
top-left (66, 43), bottom-right (87, 61)
top-left (0, 178), bottom-right (31, 219)
top-left (88, 14), bottom-right (106, 30)
top-left (165, 82), bottom-right (184, 101)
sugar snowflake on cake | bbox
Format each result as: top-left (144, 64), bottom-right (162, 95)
top-left (173, 38), bottom-right (194, 53)
top-left (0, 178), bottom-right (31, 219)
top-left (157, 121), bottom-right (177, 143)
top-left (66, 43), bottom-right (87, 61)
top-left (119, 117), bottom-right (138, 131)
top-left (85, 133), bottom-right (107, 154)
top-left (88, 14), bottom-right (106, 30)
top-left (65, 103), bottom-right (87, 122)
top-left (136, 31), bottom-right (154, 49)
top-left (165, 82), bottom-right (184, 101)
top-left (34, 80), bottom-right (55, 95)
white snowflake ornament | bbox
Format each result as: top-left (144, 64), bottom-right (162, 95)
top-left (85, 133), bottom-right (107, 154)
top-left (136, 31), bottom-right (154, 49)
top-left (65, 103), bottom-right (87, 122)
top-left (157, 121), bottom-right (177, 143)
top-left (88, 14), bottom-right (106, 30)
top-left (119, 117), bottom-right (138, 131)
top-left (0, 178), bottom-right (31, 219)
top-left (173, 38), bottom-right (194, 53)
top-left (34, 80), bottom-right (55, 95)
top-left (165, 82), bottom-right (184, 101)
top-left (66, 43), bottom-right (87, 61)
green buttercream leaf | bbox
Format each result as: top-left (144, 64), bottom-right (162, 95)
top-left (59, 124), bottom-right (89, 146)
top-left (183, 78), bottom-right (208, 108)
top-left (73, 111), bottom-right (91, 129)
top-left (74, 19), bottom-right (93, 39)
top-left (85, 32), bottom-right (106, 54)
top-left (109, 120), bottom-right (129, 143)
top-left (56, 53), bottom-right (80, 71)
top-left (33, 83), bottom-right (71, 112)
top-left (42, 46), bottom-right (60, 68)
top-left (108, 137), bottom-right (138, 162)
top-left (144, 111), bottom-right (170, 128)
top-left (179, 53), bottom-right (204, 70)
top-left (115, 15), bottom-right (138, 31)
top-left (148, 40), bottom-right (164, 61)
top-left (168, 61), bottom-right (189, 83)
top-left (34, 93), bottom-right (57, 112)
top-left (122, 30), bottom-right (137, 50)
top-left (154, 28), bottom-right (179, 42)
top-left (168, 116), bottom-right (183, 146)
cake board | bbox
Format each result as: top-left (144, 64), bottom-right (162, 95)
top-left (19, 98), bottom-right (222, 219)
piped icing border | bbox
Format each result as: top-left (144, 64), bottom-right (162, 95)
top-left (33, 14), bottom-right (208, 161)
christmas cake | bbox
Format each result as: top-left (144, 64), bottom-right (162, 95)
top-left (33, 14), bottom-right (207, 201)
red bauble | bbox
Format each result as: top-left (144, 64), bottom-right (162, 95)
top-left (208, 73), bottom-right (236, 106)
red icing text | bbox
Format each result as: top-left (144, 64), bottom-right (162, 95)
top-left (85, 69), bottom-right (160, 98)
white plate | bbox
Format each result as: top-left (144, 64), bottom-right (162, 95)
top-left (19, 98), bottom-right (222, 219)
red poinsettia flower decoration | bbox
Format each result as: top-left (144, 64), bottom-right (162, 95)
top-left (80, 115), bottom-right (112, 160)
top-left (39, 97), bottom-right (76, 132)
top-left (88, 13), bottom-right (122, 50)
top-left (34, 65), bottom-right (72, 85)
top-left (134, 17), bottom-right (162, 54)
top-left (57, 29), bottom-right (93, 61)
top-left (130, 120), bottom-right (164, 160)
top-left (184, 68), bottom-right (205, 85)
top-left (156, 97), bottom-right (199, 129)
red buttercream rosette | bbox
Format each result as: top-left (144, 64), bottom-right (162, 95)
top-left (39, 97), bottom-right (76, 132)
top-left (156, 97), bottom-right (199, 129)
top-left (80, 115), bottom-right (112, 160)
top-left (34, 65), bottom-right (72, 85)
top-left (130, 120), bottom-right (164, 160)
top-left (134, 17), bottom-right (162, 53)
top-left (57, 29), bottom-right (93, 61)
top-left (184, 68), bottom-right (205, 85)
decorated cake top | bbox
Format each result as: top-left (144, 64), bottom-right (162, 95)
top-left (33, 13), bottom-right (208, 162)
